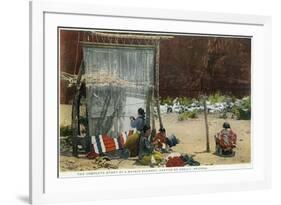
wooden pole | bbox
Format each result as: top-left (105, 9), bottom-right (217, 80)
top-left (151, 93), bottom-right (156, 130)
top-left (85, 104), bottom-right (91, 153)
top-left (71, 62), bottom-right (84, 157)
top-left (94, 32), bottom-right (173, 40)
top-left (155, 41), bottom-right (163, 129)
top-left (203, 97), bottom-right (210, 152)
top-left (146, 88), bottom-right (151, 126)
top-left (80, 41), bottom-right (156, 48)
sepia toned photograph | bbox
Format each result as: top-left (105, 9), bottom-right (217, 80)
top-left (59, 28), bottom-right (251, 175)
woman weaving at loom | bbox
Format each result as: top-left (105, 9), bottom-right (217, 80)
top-left (126, 108), bottom-right (163, 166)
top-left (129, 108), bottom-right (146, 131)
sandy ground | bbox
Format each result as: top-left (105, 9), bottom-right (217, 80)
top-left (60, 112), bottom-right (251, 172)
top-left (159, 113), bottom-right (251, 165)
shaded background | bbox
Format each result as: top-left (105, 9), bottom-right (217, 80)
top-left (60, 30), bottom-right (251, 104)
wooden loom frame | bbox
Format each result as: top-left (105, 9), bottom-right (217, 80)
top-left (71, 32), bottom-right (173, 156)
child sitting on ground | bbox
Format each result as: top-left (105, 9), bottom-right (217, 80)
top-left (152, 128), bottom-right (168, 152)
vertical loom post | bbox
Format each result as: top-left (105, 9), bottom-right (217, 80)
top-left (146, 87), bottom-right (151, 127)
top-left (155, 41), bottom-right (163, 129)
top-left (71, 62), bottom-right (84, 157)
top-left (151, 88), bottom-right (155, 130)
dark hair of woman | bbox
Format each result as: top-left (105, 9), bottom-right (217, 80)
top-left (138, 108), bottom-right (145, 117)
top-left (223, 122), bottom-right (231, 129)
top-left (143, 124), bottom-right (151, 133)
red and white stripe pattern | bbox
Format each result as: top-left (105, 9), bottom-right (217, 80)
top-left (91, 136), bottom-right (100, 154)
top-left (91, 132), bottom-right (128, 154)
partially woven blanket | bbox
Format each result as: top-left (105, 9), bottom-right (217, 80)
top-left (91, 132), bottom-right (128, 155)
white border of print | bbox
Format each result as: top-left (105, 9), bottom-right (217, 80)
top-left (30, 0), bottom-right (272, 204)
